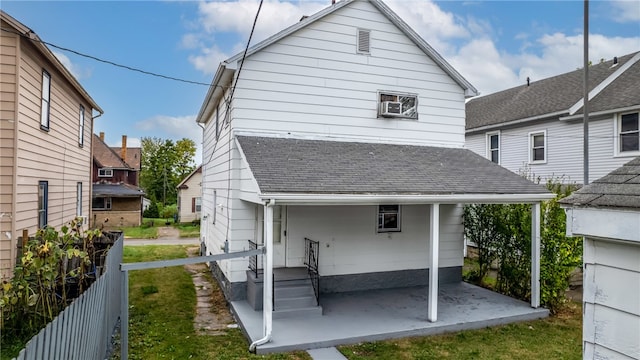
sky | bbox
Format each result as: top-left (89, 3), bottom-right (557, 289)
top-left (3, 0), bottom-right (639, 164)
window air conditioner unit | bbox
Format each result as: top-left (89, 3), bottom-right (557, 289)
top-left (380, 101), bottom-right (402, 117)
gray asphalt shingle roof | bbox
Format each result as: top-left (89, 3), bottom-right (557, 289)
top-left (93, 183), bottom-right (145, 197)
top-left (237, 136), bottom-right (549, 196)
top-left (560, 157), bottom-right (640, 209)
top-left (466, 52), bottom-right (640, 131)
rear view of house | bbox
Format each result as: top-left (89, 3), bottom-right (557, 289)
top-left (466, 51), bottom-right (640, 183)
top-left (196, 0), bottom-right (552, 352)
top-left (0, 10), bottom-right (102, 278)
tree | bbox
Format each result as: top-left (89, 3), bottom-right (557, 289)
top-left (140, 137), bottom-right (196, 205)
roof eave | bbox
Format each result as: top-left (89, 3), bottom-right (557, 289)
top-left (466, 110), bottom-right (568, 134)
top-left (196, 63), bottom-right (234, 124)
top-left (257, 192), bottom-right (554, 205)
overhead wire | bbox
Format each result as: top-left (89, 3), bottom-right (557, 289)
top-left (0, 26), bottom-right (228, 90)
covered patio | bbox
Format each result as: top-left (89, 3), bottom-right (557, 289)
top-left (232, 136), bottom-right (554, 353)
top-left (232, 282), bottom-right (549, 354)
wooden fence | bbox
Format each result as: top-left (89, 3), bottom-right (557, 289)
top-left (13, 234), bottom-right (123, 360)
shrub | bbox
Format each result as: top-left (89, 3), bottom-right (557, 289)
top-left (143, 202), bottom-right (160, 218)
top-left (1, 219), bottom-right (103, 342)
top-left (463, 178), bottom-right (581, 313)
top-left (160, 204), bottom-right (177, 220)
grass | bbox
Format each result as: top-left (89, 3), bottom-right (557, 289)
top-left (118, 245), bottom-right (309, 360)
top-left (339, 302), bottom-right (582, 359)
top-left (118, 225), bottom-right (158, 239)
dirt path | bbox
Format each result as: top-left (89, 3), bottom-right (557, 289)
top-left (157, 226), bottom-right (180, 239)
top-left (184, 247), bottom-right (235, 335)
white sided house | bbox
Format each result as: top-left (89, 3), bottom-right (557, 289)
top-left (196, 0), bottom-right (552, 352)
top-left (177, 165), bottom-right (202, 223)
top-left (466, 51), bottom-right (640, 184)
top-left (561, 157), bottom-right (640, 360)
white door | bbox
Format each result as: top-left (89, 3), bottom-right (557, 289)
top-left (256, 205), bottom-right (287, 268)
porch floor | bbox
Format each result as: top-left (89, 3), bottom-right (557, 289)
top-left (230, 281), bottom-right (549, 354)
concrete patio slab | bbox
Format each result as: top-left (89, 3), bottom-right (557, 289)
top-left (231, 282), bottom-right (549, 354)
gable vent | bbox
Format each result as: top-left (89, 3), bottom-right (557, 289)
top-left (357, 29), bottom-right (370, 54)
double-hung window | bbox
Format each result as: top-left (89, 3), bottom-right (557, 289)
top-left (41, 70), bottom-right (51, 130)
top-left (619, 112), bottom-right (639, 154)
top-left (78, 105), bottom-right (85, 146)
top-left (38, 181), bottom-right (48, 228)
top-left (98, 168), bottom-right (113, 177)
top-left (486, 131), bottom-right (500, 164)
top-left (192, 197), bottom-right (202, 212)
top-left (377, 205), bottom-right (401, 232)
top-left (529, 131), bottom-right (547, 164)
top-left (92, 197), bottom-right (112, 210)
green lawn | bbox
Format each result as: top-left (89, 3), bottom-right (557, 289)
top-left (118, 225), bottom-right (158, 239)
top-left (339, 303), bottom-right (581, 359)
top-left (118, 245), bottom-right (309, 360)
top-left (173, 223), bottom-right (200, 238)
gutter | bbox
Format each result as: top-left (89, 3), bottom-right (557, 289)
top-left (466, 110), bottom-right (567, 134)
top-left (249, 198), bottom-right (275, 352)
top-left (257, 193), bottom-right (555, 205)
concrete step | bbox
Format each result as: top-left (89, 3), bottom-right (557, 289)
top-left (275, 278), bottom-right (312, 288)
top-left (273, 305), bottom-right (323, 319)
top-left (275, 284), bottom-right (315, 298)
top-left (276, 295), bottom-right (317, 309)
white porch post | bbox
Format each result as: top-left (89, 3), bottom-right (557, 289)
top-left (263, 202), bottom-right (274, 336)
top-left (531, 202), bottom-right (541, 308)
top-left (428, 203), bottom-right (440, 322)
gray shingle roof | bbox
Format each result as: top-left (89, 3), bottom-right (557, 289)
top-left (466, 52), bottom-right (640, 131)
top-left (93, 183), bottom-right (145, 197)
top-left (560, 157), bottom-right (640, 209)
top-left (237, 136), bottom-right (549, 196)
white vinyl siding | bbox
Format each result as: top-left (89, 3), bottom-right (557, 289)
top-left (231, 0), bottom-right (466, 148)
top-left (583, 238), bottom-right (640, 360)
top-left (466, 116), bottom-right (638, 183)
top-left (177, 170), bottom-right (202, 223)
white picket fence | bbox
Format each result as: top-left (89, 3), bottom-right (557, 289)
top-left (13, 235), bottom-right (123, 360)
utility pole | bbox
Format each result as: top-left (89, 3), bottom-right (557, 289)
top-left (583, 0), bottom-right (589, 185)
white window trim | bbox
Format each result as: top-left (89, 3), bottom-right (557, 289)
top-left (377, 205), bottom-right (401, 233)
top-left (377, 91), bottom-right (418, 119)
top-left (613, 112), bottom-right (640, 157)
top-left (98, 168), bottom-right (113, 177)
top-left (212, 190), bottom-right (217, 224)
top-left (92, 197), bottom-right (112, 210)
top-left (78, 105), bottom-right (85, 147)
top-left (485, 130), bottom-right (501, 165)
top-left (76, 182), bottom-right (82, 217)
top-left (195, 197), bottom-right (202, 213)
top-left (40, 70), bottom-right (51, 131)
top-left (528, 130), bottom-right (547, 164)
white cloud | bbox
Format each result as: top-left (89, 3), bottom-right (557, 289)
top-left (53, 51), bottom-right (82, 80)
top-left (188, 45), bottom-right (232, 75)
top-left (610, 1), bottom-right (640, 22)
top-left (135, 115), bottom-right (203, 164)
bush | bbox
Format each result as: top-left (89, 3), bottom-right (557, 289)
top-left (143, 202), bottom-right (160, 218)
top-left (1, 219), bottom-right (102, 342)
top-left (463, 178), bottom-right (581, 313)
top-left (160, 204), bottom-right (177, 220)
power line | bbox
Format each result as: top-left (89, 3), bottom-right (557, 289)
top-left (0, 26), bottom-right (228, 90)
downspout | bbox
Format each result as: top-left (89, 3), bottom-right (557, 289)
top-left (249, 198), bottom-right (275, 352)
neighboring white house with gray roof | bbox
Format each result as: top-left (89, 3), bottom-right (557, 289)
top-left (561, 157), bottom-right (640, 360)
top-left (195, 0), bottom-right (552, 352)
top-left (466, 51), bottom-right (640, 184)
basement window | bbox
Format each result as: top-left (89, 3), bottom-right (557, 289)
top-left (377, 205), bottom-right (401, 232)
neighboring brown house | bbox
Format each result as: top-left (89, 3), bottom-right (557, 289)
top-left (0, 11), bottom-right (103, 278)
top-left (176, 165), bottom-right (202, 223)
top-left (92, 133), bottom-right (144, 228)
